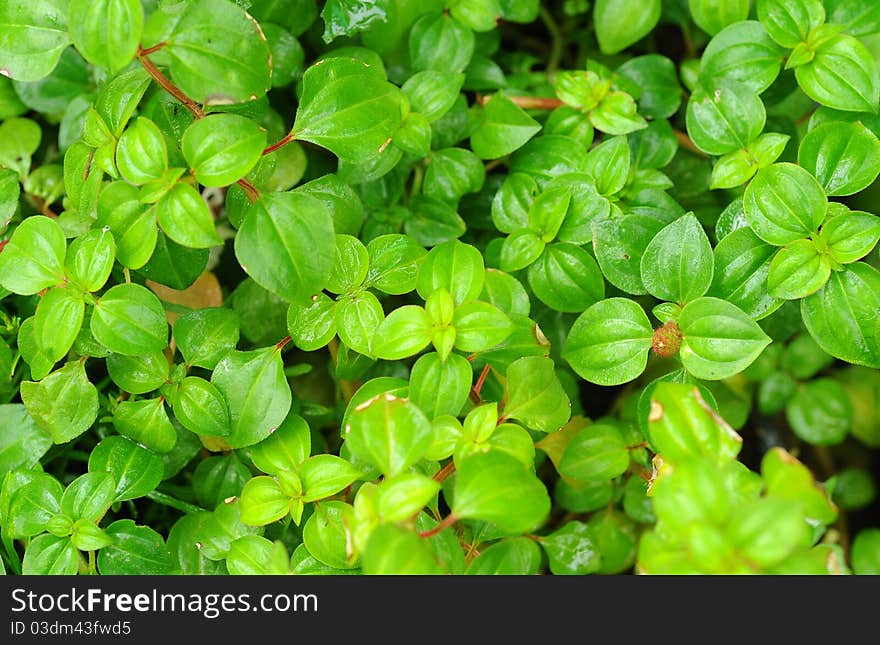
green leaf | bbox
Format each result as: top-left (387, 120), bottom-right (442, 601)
top-left (825, 0), bottom-right (880, 37)
top-left (465, 536), bottom-right (542, 574)
top-left (192, 454), bottom-right (251, 509)
top-left (540, 521), bottom-right (601, 575)
top-left (584, 135), bottom-right (630, 196)
top-left (0, 116), bottom-right (41, 174)
top-left (558, 423), bottom-right (630, 482)
top-left (300, 454), bottom-right (361, 503)
top-left (417, 240), bottom-right (484, 305)
top-left (326, 234), bottom-right (369, 295)
top-left (155, 182), bottom-right (223, 248)
top-left (689, 0), bottom-right (750, 36)
top-left (402, 71), bottom-right (465, 123)
top-left (767, 239), bottom-right (831, 299)
top-left (64, 227), bottom-right (115, 293)
top-left (617, 55), bottom-right (682, 119)
top-left (640, 214), bottom-right (714, 305)
top-left (0, 0), bottom-right (70, 81)
top-left (820, 211), bottom-right (880, 264)
top-left (409, 13), bottom-right (474, 73)
top-left (227, 535), bottom-right (289, 575)
top-left (112, 397), bottom-right (177, 453)
top-left (115, 117), bottom-right (168, 185)
top-left (69, 0), bottom-right (142, 72)
top-left (492, 172), bottom-right (537, 233)
top-left (795, 33), bottom-right (880, 113)
top-left (211, 347), bottom-right (291, 449)
top-left (500, 228), bottom-right (545, 272)
top-left (344, 392), bottom-right (432, 477)
top-left (471, 92), bottom-right (541, 159)
top-left (590, 91), bottom-right (648, 136)
top-left (698, 21), bottom-right (784, 93)
top-left (452, 451), bottom-right (550, 534)
top-left (239, 476), bottom-right (290, 526)
top-left (248, 412), bottom-right (311, 475)
top-left (729, 498), bottom-right (811, 568)
top-left (679, 297), bottom-right (772, 380)
top-left (61, 471), bottom-right (115, 521)
top-left (563, 298), bottom-right (653, 386)
top-left (166, 0), bottom-right (271, 105)
top-left (22, 534), bottom-right (78, 575)
top-left (786, 378), bottom-right (852, 446)
top-left (686, 80), bottom-right (766, 156)
top-left (293, 57), bottom-right (404, 162)
top-left (173, 376), bottom-right (231, 438)
top-left (852, 529), bottom-right (880, 574)
top-left (409, 352), bottom-right (472, 420)
top-left (364, 234), bottom-right (425, 295)
top-left (88, 436), bottom-right (163, 502)
top-left (336, 290), bottom-right (384, 356)
top-left (6, 473), bottom-right (62, 537)
top-left (527, 242), bottom-right (604, 313)
top-left (757, 0), bottom-right (825, 48)
top-left (287, 293), bottom-right (337, 351)
top-left (801, 262), bottom-right (880, 367)
top-left (593, 0), bottom-right (661, 55)
top-left (405, 196), bottom-right (466, 247)
top-left (236, 192), bottom-right (335, 304)
top-left (106, 350), bottom-right (169, 394)
top-left (91, 283), bottom-right (168, 355)
top-left (743, 163), bottom-right (827, 245)
top-left (452, 301), bottom-right (513, 352)
top-left (321, 0), bottom-right (388, 43)
top-left (98, 519), bottom-right (174, 574)
top-left (20, 361), bottom-right (98, 444)
top-left (504, 356), bottom-right (571, 433)
top-left (647, 382), bottom-right (742, 463)
top-left (0, 216), bottom-right (66, 295)
top-left (96, 181), bottom-right (157, 270)
top-left (182, 114), bottom-right (267, 187)
top-left (423, 147), bottom-right (486, 204)
top-left (0, 404), bottom-right (52, 475)
top-left (302, 500), bottom-right (357, 569)
top-left (708, 226), bottom-right (782, 320)
top-left (32, 287), bottom-right (84, 365)
top-left (294, 173), bottom-right (365, 236)
top-left (362, 524), bottom-right (443, 574)
top-left (173, 307), bottom-right (239, 370)
top-left (372, 305), bottom-right (432, 360)
top-left (798, 121), bottom-right (880, 196)
top-left (374, 473), bottom-right (440, 524)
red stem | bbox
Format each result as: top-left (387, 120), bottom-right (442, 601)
top-left (139, 41), bottom-right (167, 56)
top-left (418, 513), bottom-right (458, 538)
top-left (237, 179), bottom-right (260, 203)
top-left (137, 47), bottom-right (204, 119)
top-left (433, 461), bottom-right (456, 484)
top-left (275, 335), bottom-right (292, 351)
top-left (263, 131), bottom-right (297, 156)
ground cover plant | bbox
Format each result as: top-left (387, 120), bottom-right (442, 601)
top-left (0, 0), bottom-right (879, 576)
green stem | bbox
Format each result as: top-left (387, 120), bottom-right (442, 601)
top-left (2, 534), bottom-right (21, 575)
top-left (538, 6), bottom-right (564, 78)
top-left (146, 490), bottom-right (206, 515)
top-left (87, 550), bottom-right (97, 575)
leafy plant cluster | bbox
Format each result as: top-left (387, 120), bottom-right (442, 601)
top-left (0, 0), bottom-right (879, 575)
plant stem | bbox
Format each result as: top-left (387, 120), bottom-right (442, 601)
top-left (137, 47), bottom-right (205, 119)
top-left (538, 5), bottom-right (564, 78)
top-left (263, 131), bottom-right (297, 156)
top-left (146, 490), bottom-right (206, 515)
top-left (236, 178), bottom-right (260, 203)
top-left (433, 460), bottom-right (456, 483)
top-left (674, 129), bottom-right (707, 157)
top-left (480, 94), bottom-right (564, 110)
top-left (418, 513), bottom-right (458, 538)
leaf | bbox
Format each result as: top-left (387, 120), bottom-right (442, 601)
top-left (416, 239), bottom-right (484, 305)
top-left (326, 234), bottom-right (369, 295)
top-left (287, 293), bottom-right (337, 351)
top-left (70, 0), bottom-right (141, 73)
top-left (743, 163), bottom-right (827, 245)
top-left (106, 350), bottom-right (169, 394)
top-left (452, 301), bottom-right (513, 352)
top-left (640, 214), bottom-right (714, 305)
top-left (211, 347), bottom-right (292, 448)
top-left (795, 33), bottom-right (880, 113)
top-left (0, 404), bottom-right (52, 475)
top-left (786, 378), bottom-right (852, 446)
top-left (679, 297), bottom-right (772, 380)
top-left (91, 283), bottom-right (168, 355)
top-left (362, 524), bottom-right (443, 574)
top-left (698, 21), bottom-right (784, 93)
top-left (300, 454), bottom-right (361, 502)
top-left (364, 234), bottom-right (426, 295)
top-left (22, 534), bottom-right (78, 575)
top-left (0, 215), bottom-right (66, 295)
top-left (423, 147), bottom-right (486, 203)
top-left (166, 0), bottom-right (271, 104)
top-left (302, 500), bottom-right (357, 569)
top-left (798, 121), bottom-right (880, 196)
top-left (708, 226), bottom-right (782, 320)
top-left (98, 519), bottom-right (174, 574)
top-left (96, 181), bottom-right (157, 270)
top-left (527, 242), bottom-right (604, 313)
top-left (452, 451), bottom-right (550, 534)
top-left (801, 262), bottom-right (880, 367)
top-left (409, 13), bottom-right (474, 73)
top-left (33, 287), bottom-right (84, 365)
top-left (182, 114), bottom-right (267, 187)
top-left (584, 135), bottom-right (630, 196)
top-left (0, 0), bottom-right (70, 81)
top-left (173, 376), bottom-right (231, 438)
top-left (112, 397), bottom-right (177, 453)
top-left (471, 92), bottom-right (541, 159)
top-left (235, 192), bottom-right (335, 304)
top-left (767, 239), bottom-right (831, 299)
top-left (248, 412), bottom-right (311, 475)
top-left (344, 392), bottom-right (432, 477)
top-left (647, 382), bottom-right (742, 464)
top-left (321, 0), bottom-right (388, 43)
top-left (504, 356), bottom-right (571, 433)
top-left (64, 227), bottom-right (116, 293)
top-left (686, 80), bottom-right (766, 155)
top-left (61, 471), bottom-right (115, 521)
top-left (293, 57), bottom-right (404, 162)
top-left (540, 521), bottom-right (602, 575)
top-left (820, 211), bottom-right (880, 264)
top-left (756, 0), bottom-right (825, 48)
top-left (88, 436), bottom-right (164, 502)
top-left (465, 536), bottom-right (542, 574)
top-left (729, 498), bottom-right (811, 568)
top-left (155, 183), bottom-right (223, 249)
top-left (402, 71), bottom-right (465, 123)
top-left (558, 423), bottom-right (630, 482)
top-left (405, 195), bottom-right (466, 246)
top-left (239, 476), bottom-right (290, 526)
top-left (593, 0), bottom-right (661, 55)
top-left (192, 454), bottom-right (251, 509)
top-left (616, 54), bottom-right (682, 119)
top-left (173, 307), bottom-right (240, 370)
top-left (825, 0), bottom-right (880, 37)
top-left (409, 352), bottom-right (472, 420)
top-left (689, 0), bottom-right (750, 36)
top-left (372, 305), bottom-right (432, 360)
top-left (5, 473), bottom-right (62, 537)
top-left (20, 361), bottom-right (98, 444)
top-left (335, 289), bottom-right (384, 357)
top-left (563, 298), bottom-right (653, 386)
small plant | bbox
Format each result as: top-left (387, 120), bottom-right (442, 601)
top-left (0, 0), bottom-right (878, 576)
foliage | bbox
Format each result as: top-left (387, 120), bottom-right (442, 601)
top-left (0, 0), bottom-right (878, 576)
